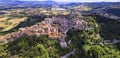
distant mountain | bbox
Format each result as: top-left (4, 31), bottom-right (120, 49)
top-left (0, 0), bottom-right (13, 4)
top-left (0, 0), bottom-right (58, 5)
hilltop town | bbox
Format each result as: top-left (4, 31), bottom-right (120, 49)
top-left (0, 14), bottom-right (88, 48)
top-left (0, 2), bottom-right (120, 58)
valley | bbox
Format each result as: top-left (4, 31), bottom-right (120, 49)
top-left (0, 1), bottom-right (120, 58)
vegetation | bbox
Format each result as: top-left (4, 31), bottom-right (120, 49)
top-left (94, 15), bottom-right (120, 40)
top-left (0, 16), bottom-right (44, 35)
top-left (0, 17), bottom-right (27, 32)
top-left (67, 30), bottom-right (120, 58)
top-left (66, 15), bottom-right (120, 58)
top-left (0, 35), bottom-right (72, 58)
top-left (0, 15), bottom-right (120, 58)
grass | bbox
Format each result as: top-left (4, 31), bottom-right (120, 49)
top-left (0, 17), bottom-right (28, 32)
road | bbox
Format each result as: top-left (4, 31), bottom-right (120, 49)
top-left (61, 49), bottom-right (76, 58)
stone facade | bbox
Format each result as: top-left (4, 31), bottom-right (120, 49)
top-left (0, 16), bottom-right (89, 48)
top-left (0, 17), bottom-right (61, 43)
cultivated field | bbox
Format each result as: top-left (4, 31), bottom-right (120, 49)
top-left (0, 17), bottom-right (28, 32)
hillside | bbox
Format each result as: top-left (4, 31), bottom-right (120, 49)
top-left (0, 14), bottom-right (120, 58)
top-left (0, 2), bottom-right (120, 58)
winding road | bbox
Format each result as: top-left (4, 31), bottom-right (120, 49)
top-left (61, 49), bottom-right (76, 58)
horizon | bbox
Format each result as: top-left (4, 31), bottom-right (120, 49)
top-left (8, 0), bottom-right (120, 2)
top-left (20, 0), bottom-right (120, 2)
top-left (0, 0), bottom-right (120, 4)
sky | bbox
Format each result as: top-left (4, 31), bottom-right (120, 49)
top-left (19, 0), bottom-right (120, 2)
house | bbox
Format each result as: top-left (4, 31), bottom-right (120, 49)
top-left (44, 18), bottom-right (54, 24)
top-left (48, 32), bottom-right (61, 39)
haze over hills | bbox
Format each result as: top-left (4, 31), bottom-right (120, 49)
top-left (0, 0), bottom-right (120, 4)
top-left (0, 0), bottom-right (13, 4)
top-left (0, 0), bottom-right (58, 4)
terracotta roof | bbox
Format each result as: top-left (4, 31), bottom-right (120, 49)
top-left (48, 32), bottom-right (61, 39)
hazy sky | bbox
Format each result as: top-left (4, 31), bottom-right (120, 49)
top-left (19, 0), bottom-right (120, 2)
